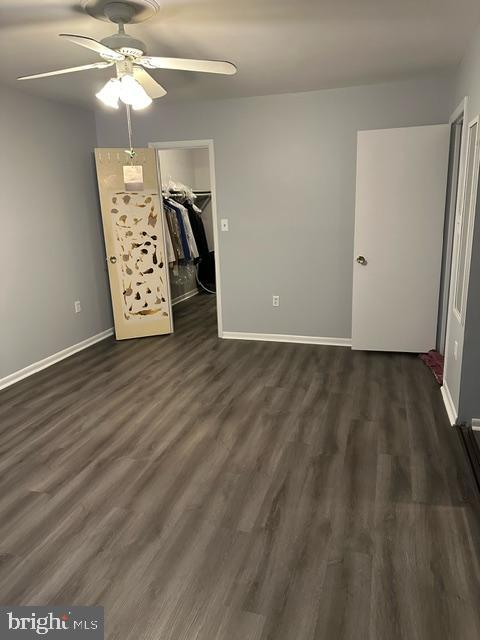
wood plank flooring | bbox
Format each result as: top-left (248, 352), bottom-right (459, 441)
top-left (1, 294), bottom-right (480, 639)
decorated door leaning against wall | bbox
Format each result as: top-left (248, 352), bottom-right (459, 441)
top-left (95, 148), bottom-right (173, 339)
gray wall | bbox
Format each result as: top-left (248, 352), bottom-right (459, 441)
top-left (96, 73), bottom-right (453, 338)
top-left (0, 84), bottom-right (112, 380)
top-left (453, 24), bottom-right (480, 422)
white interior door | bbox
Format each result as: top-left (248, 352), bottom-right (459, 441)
top-left (352, 125), bottom-right (450, 352)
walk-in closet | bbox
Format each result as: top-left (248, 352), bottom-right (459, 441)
top-left (157, 144), bottom-right (218, 328)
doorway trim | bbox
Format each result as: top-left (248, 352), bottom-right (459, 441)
top-left (148, 139), bottom-right (223, 337)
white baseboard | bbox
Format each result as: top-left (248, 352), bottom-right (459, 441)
top-left (221, 331), bottom-right (351, 347)
top-left (0, 328), bottom-right (114, 391)
top-left (441, 383), bottom-right (458, 426)
top-left (172, 289), bottom-right (199, 306)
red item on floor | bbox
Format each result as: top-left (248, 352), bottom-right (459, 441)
top-left (419, 349), bottom-right (444, 385)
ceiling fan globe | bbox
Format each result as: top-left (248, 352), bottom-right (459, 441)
top-left (118, 74), bottom-right (152, 108)
top-left (95, 77), bottom-right (121, 108)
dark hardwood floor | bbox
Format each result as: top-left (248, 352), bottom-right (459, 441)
top-left (1, 294), bottom-right (480, 639)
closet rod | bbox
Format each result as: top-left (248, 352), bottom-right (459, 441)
top-left (163, 190), bottom-right (211, 195)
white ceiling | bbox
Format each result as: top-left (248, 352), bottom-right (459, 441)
top-left (1, 0), bottom-right (480, 108)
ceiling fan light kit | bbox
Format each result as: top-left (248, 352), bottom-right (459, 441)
top-left (96, 57), bottom-right (153, 110)
top-left (17, 0), bottom-right (237, 110)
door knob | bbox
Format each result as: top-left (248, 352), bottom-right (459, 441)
top-left (109, 256), bottom-right (117, 264)
top-left (356, 255), bottom-right (367, 266)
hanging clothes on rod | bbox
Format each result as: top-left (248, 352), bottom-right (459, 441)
top-left (164, 215), bottom-right (176, 264)
top-left (164, 199), bottom-right (199, 262)
top-left (162, 185), bottom-right (208, 266)
top-left (175, 200), bottom-right (199, 260)
top-left (164, 203), bottom-right (184, 262)
top-left (165, 199), bottom-right (192, 261)
top-left (161, 179), bottom-right (215, 294)
top-left (185, 201), bottom-right (210, 259)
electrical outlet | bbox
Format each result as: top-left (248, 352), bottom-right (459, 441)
top-left (221, 218), bottom-right (229, 231)
top-left (272, 295), bottom-right (280, 307)
top-left (74, 300), bottom-right (82, 314)
top-left (454, 340), bottom-right (458, 360)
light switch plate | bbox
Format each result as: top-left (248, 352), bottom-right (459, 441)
top-left (221, 218), bottom-right (229, 231)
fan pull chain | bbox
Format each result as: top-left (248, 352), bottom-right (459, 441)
top-left (125, 104), bottom-right (136, 164)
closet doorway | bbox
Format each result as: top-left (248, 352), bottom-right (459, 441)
top-left (149, 140), bottom-right (223, 336)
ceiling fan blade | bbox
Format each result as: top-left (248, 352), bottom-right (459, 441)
top-left (59, 33), bottom-right (125, 62)
top-left (18, 61), bottom-right (114, 81)
top-left (140, 56), bottom-right (237, 75)
top-left (133, 67), bottom-right (167, 99)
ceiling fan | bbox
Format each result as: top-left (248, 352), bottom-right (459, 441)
top-left (17, 0), bottom-right (237, 110)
